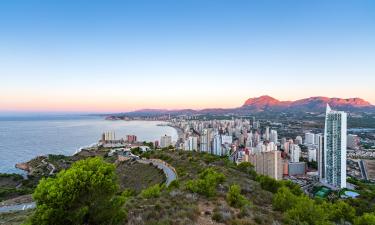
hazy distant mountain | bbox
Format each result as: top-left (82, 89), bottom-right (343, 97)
top-left (112, 96), bottom-right (374, 117)
top-left (242, 95), bottom-right (373, 112)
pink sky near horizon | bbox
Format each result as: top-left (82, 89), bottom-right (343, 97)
top-left (1, 91), bottom-right (374, 113)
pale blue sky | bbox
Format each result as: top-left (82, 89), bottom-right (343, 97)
top-left (0, 0), bottom-right (374, 112)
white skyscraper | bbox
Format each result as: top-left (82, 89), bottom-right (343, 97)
top-left (264, 126), bottom-right (270, 141)
top-left (316, 133), bottom-right (324, 180)
top-left (304, 132), bottom-right (315, 145)
top-left (213, 134), bottom-right (223, 156)
top-left (160, 135), bottom-right (172, 148)
top-left (270, 130), bottom-right (278, 144)
top-left (200, 129), bottom-right (213, 153)
top-left (322, 104), bottom-right (347, 189)
top-left (290, 144), bottom-right (301, 163)
top-left (185, 136), bottom-right (198, 151)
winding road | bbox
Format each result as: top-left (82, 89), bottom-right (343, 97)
top-left (137, 158), bottom-right (177, 186)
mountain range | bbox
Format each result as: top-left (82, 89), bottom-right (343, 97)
top-left (116, 96), bottom-right (375, 116)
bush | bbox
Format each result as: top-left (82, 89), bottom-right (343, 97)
top-left (273, 184), bottom-right (356, 225)
top-left (279, 180), bottom-right (303, 196)
top-left (226, 184), bottom-right (250, 208)
top-left (237, 162), bottom-right (257, 179)
top-left (354, 213), bottom-right (375, 225)
top-left (323, 200), bottom-right (356, 223)
top-left (284, 195), bottom-right (329, 225)
top-left (141, 184), bottom-right (162, 198)
top-left (256, 175), bottom-right (281, 193)
top-left (272, 186), bottom-right (298, 212)
top-left (237, 162), bottom-right (254, 173)
top-left (27, 157), bottom-right (126, 225)
top-left (186, 168), bottom-right (225, 197)
top-left (212, 212), bottom-right (224, 223)
top-left (168, 180), bottom-right (180, 190)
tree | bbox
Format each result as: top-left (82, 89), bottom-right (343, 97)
top-left (237, 162), bottom-right (254, 173)
top-left (28, 157), bottom-right (126, 225)
top-left (272, 186), bottom-right (298, 212)
top-left (237, 162), bottom-right (257, 179)
top-left (186, 168), bottom-right (225, 197)
top-left (323, 201), bottom-right (355, 223)
top-left (284, 196), bottom-right (331, 225)
top-left (279, 180), bottom-right (303, 196)
top-left (226, 184), bottom-right (250, 208)
top-left (256, 175), bottom-right (281, 193)
top-left (354, 213), bottom-right (375, 225)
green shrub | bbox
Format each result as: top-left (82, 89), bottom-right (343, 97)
top-left (186, 168), bottom-right (225, 197)
top-left (284, 195), bottom-right (329, 225)
top-left (236, 162), bottom-right (254, 173)
top-left (273, 183), bottom-right (356, 225)
top-left (141, 184), bottom-right (162, 198)
top-left (168, 180), bottom-right (180, 190)
top-left (27, 157), bottom-right (126, 225)
top-left (226, 184), bottom-right (250, 208)
top-left (354, 213), bottom-right (375, 225)
top-left (256, 175), bottom-right (281, 193)
top-left (323, 200), bottom-right (356, 223)
top-left (272, 186), bottom-right (298, 212)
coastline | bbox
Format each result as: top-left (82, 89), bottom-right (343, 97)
top-left (1, 118), bottom-right (177, 174)
top-left (168, 125), bottom-right (184, 140)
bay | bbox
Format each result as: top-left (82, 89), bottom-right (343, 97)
top-left (0, 115), bottom-right (177, 174)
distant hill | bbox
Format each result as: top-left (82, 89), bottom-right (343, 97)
top-left (241, 95), bottom-right (374, 112)
top-left (110, 96), bottom-right (374, 117)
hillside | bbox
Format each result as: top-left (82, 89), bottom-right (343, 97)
top-left (2, 149), bottom-right (375, 224)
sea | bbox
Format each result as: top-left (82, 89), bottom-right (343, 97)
top-left (0, 115), bottom-right (178, 174)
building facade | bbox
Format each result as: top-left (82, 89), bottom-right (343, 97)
top-left (160, 135), bottom-right (172, 148)
top-left (322, 105), bottom-right (347, 188)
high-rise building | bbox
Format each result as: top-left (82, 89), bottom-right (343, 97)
top-left (160, 135), bottom-right (172, 148)
top-left (295, 136), bottom-right (303, 145)
top-left (322, 105), bottom-right (347, 189)
top-left (188, 136), bottom-right (198, 151)
top-left (247, 150), bottom-right (283, 180)
top-left (304, 132), bottom-right (315, 145)
top-left (213, 134), bottom-right (232, 156)
top-left (213, 134), bottom-right (223, 156)
top-left (264, 126), bottom-right (270, 141)
top-left (270, 130), bottom-right (278, 144)
top-left (347, 134), bottom-right (360, 150)
top-left (316, 133), bottom-right (324, 179)
top-left (200, 129), bottom-right (213, 153)
top-left (290, 144), bottom-right (301, 163)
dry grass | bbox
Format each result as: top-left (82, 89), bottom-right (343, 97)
top-left (116, 160), bottom-right (165, 193)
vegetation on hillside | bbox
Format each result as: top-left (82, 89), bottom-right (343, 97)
top-left (2, 148), bottom-right (375, 224)
top-left (0, 173), bottom-right (34, 202)
top-left (25, 157), bottom-right (126, 225)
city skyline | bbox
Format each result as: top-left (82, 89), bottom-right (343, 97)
top-left (1, 0), bottom-right (374, 113)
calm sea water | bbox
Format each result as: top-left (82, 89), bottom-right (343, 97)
top-left (0, 115), bottom-right (178, 174)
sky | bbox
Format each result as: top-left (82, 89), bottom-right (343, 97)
top-left (0, 0), bottom-right (374, 113)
